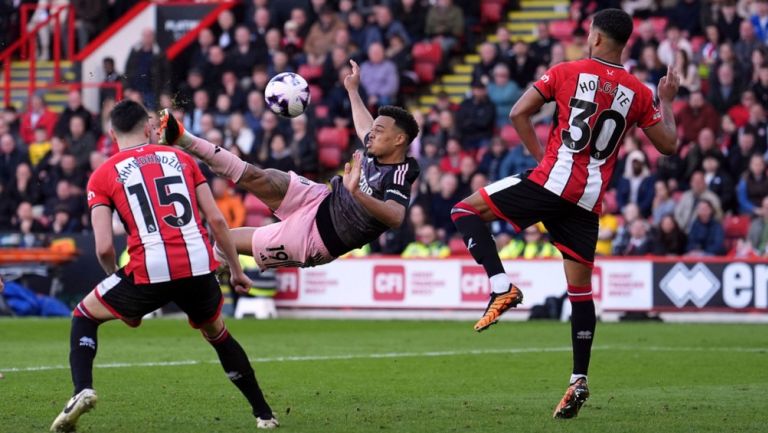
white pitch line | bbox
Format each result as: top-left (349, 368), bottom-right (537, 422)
top-left (1, 345), bottom-right (765, 373)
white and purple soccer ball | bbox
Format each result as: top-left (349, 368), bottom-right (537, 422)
top-left (264, 72), bottom-right (311, 118)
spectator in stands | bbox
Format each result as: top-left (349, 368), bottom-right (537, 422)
top-left (700, 25), bottom-right (720, 67)
top-left (211, 94), bottom-right (233, 130)
top-left (717, 0), bottom-right (742, 43)
top-left (617, 220), bottom-right (655, 256)
top-left (244, 89), bottom-right (265, 135)
top-left (703, 155), bottom-right (736, 212)
top-left (686, 199), bottom-right (726, 256)
top-left (676, 171), bottom-right (723, 231)
top-left (629, 20), bottom-right (659, 61)
top-left (499, 142), bottom-right (537, 179)
top-left (251, 111), bottom-right (283, 165)
top-left (612, 203), bottom-right (641, 255)
top-left (740, 104), bottom-right (768, 153)
top-left (288, 115), bottom-right (317, 176)
top-left (386, 35), bottom-right (415, 89)
top-left (478, 137), bottom-right (508, 182)
top-left (617, 150), bottom-right (655, 218)
top-left (657, 23), bottom-right (693, 67)
top-left (228, 25), bottom-right (265, 80)
top-left (596, 200), bottom-right (618, 256)
top-left (281, 20), bottom-right (304, 61)
top-left (28, 127), bottom-right (52, 168)
top-left (224, 112), bottom-right (255, 156)
top-left (50, 205), bottom-right (81, 234)
top-left (45, 179), bottom-right (85, 224)
top-left (9, 162), bottom-right (40, 207)
top-left (737, 153), bottom-right (768, 216)
top-left (327, 65), bottom-right (366, 129)
top-left (401, 224), bottom-right (450, 258)
top-left (20, 95), bottom-right (57, 144)
top-left (487, 63), bottom-right (522, 128)
top-left (439, 137), bottom-right (468, 175)
top-left (289, 7), bottom-right (310, 39)
top-left (654, 214), bottom-right (688, 256)
top-left (456, 81), bottom-right (495, 150)
top-left (72, 0), bottom-right (106, 51)
top-left (36, 135), bottom-right (66, 195)
top-left (430, 173), bottom-right (460, 238)
top-left (397, 0), bottom-right (427, 41)
top-left (747, 196), bottom-right (768, 255)
top-left (1, 106), bottom-right (20, 139)
top-left (13, 201), bottom-right (46, 235)
top-left (473, 42), bottom-right (500, 85)
top-left (215, 9), bottom-right (236, 49)
top-left (203, 45), bottom-right (229, 90)
top-left (66, 115), bottom-right (96, 171)
top-left (736, 20), bottom-right (761, 65)
top-left (372, 4), bottom-right (411, 49)
top-left (673, 49), bottom-right (700, 95)
top-left (425, 0), bottom-right (464, 55)
top-left (0, 133), bottom-right (28, 184)
top-left (184, 89), bottom-right (211, 137)
top-left (508, 40), bottom-right (539, 89)
top-left (347, 9), bottom-right (378, 55)
top-left (360, 43), bottom-right (399, 106)
top-left (677, 91), bottom-right (720, 145)
top-left (565, 27), bottom-right (588, 61)
top-left (684, 127), bottom-right (723, 180)
top-left (55, 91), bottom-right (93, 138)
top-left (304, 6), bottom-right (346, 65)
top-left (457, 156), bottom-right (476, 198)
top-left (99, 57), bottom-right (124, 106)
top-left (190, 28), bottom-right (216, 70)
top-left (531, 22), bottom-right (558, 66)
top-left (499, 224), bottom-right (559, 259)
top-left (751, 0), bottom-right (768, 45)
top-left (652, 180), bottom-right (676, 226)
top-left (56, 153), bottom-right (86, 192)
top-left (125, 28), bottom-right (169, 110)
top-left (708, 63), bottom-right (743, 114)
top-left (494, 26), bottom-right (513, 62)
top-left (639, 45), bottom-right (665, 86)
top-left (752, 63), bottom-right (768, 110)
top-left (211, 177), bottom-right (245, 229)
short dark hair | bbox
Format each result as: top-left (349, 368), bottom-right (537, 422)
top-left (592, 8), bottom-right (633, 45)
top-left (378, 105), bottom-right (419, 145)
top-left (110, 99), bottom-right (148, 134)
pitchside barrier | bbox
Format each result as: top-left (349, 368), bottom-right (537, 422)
top-left (271, 258), bottom-right (768, 320)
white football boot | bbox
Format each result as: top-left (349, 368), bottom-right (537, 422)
top-left (50, 388), bottom-right (98, 432)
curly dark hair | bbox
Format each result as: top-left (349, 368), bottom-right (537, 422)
top-left (592, 8), bottom-right (633, 46)
top-left (378, 105), bottom-right (420, 145)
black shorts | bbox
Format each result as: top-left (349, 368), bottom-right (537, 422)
top-left (479, 175), bottom-right (599, 266)
top-left (93, 269), bottom-right (223, 328)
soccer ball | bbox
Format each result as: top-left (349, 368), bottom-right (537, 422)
top-left (264, 72), bottom-right (311, 118)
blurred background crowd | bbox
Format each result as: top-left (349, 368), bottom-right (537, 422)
top-left (2, 0), bottom-right (768, 261)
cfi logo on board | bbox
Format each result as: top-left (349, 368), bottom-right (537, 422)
top-left (460, 266), bottom-right (491, 302)
top-left (373, 265), bottom-right (405, 301)
top-left (275, 268), bottom-right (300, 300)
top-left (659, 263), bottom-right (720, 308)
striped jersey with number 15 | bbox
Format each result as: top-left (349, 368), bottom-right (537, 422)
top-left (87, 144), bottom-right (217, 284)
top-left (529, 57), bottom-right (661, 214)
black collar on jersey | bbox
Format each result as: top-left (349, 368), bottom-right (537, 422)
top-left (591, 57), bottom-right (624, 69)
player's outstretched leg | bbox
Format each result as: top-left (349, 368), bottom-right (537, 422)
top-left (201, 320), bottom-right (279, 429)
top-left (553, 259), bottom-right (596, 419)
top-left (51, 305), bottom-right (103, 432)
top-left (451, 195), bottom-right (523, 332)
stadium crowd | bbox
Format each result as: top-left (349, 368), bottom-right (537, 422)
top-left (2, 0), bottom-right (768, 260)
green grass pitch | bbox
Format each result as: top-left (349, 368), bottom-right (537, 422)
top-left (1, 318), bottom-right (766, 433)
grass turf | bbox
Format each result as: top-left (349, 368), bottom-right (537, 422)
top-left (0, 319), bottom-right (766, 433)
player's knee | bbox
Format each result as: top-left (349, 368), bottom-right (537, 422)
top-left (451, 201), bottom-right (481, 222)
top-left (200, 317), bottom-right (228, 343)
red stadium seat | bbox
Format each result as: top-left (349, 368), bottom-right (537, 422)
top-left (412, 41), bottom-right (442, 66)
top-left (602, 188), bottom-right (618, 214)
top-left (318, 147), bottom-right (342, 169)
top-left (500, 124), bottom-right (520, 147)
top-left (724, 215), bottom-right (751, 239)
top-left (317, 127), bottom-right (350, 151)
top-left (313, 104), bottom-right (329, 120)
top-left (244, 195), bottom-right (273, 227)
top-left (650, 17), bottom-right (668, 36)
top-left (449, 237), bottom-right (470, 256)
top-left (309, 84), bottom-right (323, 104)
top-left (480, 2), bottom-right (503, 25)
top-left (297, 64), bottom-right (323, 82)
top-left (549, 20), bottom-right (575, 41)
top-left (414, 62), bottom-right (436, 83)
top-left (535, 124), bottom-right (550, 144)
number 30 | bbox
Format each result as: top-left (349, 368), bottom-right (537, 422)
top-left (561, 97), bottom-right (627, 160)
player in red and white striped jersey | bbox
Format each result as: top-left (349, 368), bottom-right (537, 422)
top-left (451, 9), bottom-right (679, 419)
top-left (51, 101), bottom-right (278, 433)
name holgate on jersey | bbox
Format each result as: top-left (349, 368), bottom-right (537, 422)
top-left (578, 78), bottom-right (632, 107)
top-left (115, 154), bottom-right (187, 184)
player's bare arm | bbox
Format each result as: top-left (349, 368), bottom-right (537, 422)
top-left (157, 109), bottom-right (289, 211)
top-left (343, 150), bottom-right (406, 228)
top-left (91, 205), bottom-right (117, 275)
top-left (344, 60), bottom-right (374, 142)
top-left (643, 66), bottom-right (680, 155)
top-left (509, 88), bottom-right (547, 162)
top-left (195, 183), bottom-right (253, 294)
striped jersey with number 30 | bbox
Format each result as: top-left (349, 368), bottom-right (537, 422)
top-left (87, 144), bottom-right (217, 284)
top-left (529, 57), bottom-right (661, 214)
